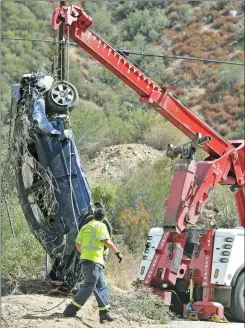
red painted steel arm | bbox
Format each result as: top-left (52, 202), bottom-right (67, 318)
top-left (52, 6), bottom-right (245, 229)
top-left (235, 188), bottom-right (245, 227)
top-left (52, 5), bottom-right (232, 159)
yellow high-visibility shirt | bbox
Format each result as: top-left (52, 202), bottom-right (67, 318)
top-left (76, 219), bottom-right (110, 266)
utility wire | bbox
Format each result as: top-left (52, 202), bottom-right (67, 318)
top-left (1, 36), bottom-right (77, 45)
top-left (1, 36), bottom-right (244, 66)
top-left (116, 49), bottom-right (245, 66)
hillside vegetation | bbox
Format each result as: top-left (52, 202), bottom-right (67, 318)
top-left (1, 0), bottom-right (243, 283)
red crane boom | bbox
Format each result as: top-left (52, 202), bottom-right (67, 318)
top-left (52, 5), bottom-right (245, 231)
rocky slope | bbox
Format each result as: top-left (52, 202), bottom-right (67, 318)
top-left (85, 143), bottom-right (164, 183)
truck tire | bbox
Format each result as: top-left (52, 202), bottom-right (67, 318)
top-left (80, 215), bottom-right (113, 237)
top-left (46, 81), bottom-right (78, 114)
top-left (229, 272), bottom-right (245, 322)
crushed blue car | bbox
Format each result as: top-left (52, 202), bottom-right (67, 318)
top-left (11, 72), bottom-right (99, 289)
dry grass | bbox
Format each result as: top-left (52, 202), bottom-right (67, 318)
top-left (105, 245), bottom-right (173, 324)
top-left (109, 285), bottom-right (174, 324)
top-left (105, 245), bottom-right (140, 290)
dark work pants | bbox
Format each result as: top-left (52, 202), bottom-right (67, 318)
top-left (72, 260), bottom-right (110, 312)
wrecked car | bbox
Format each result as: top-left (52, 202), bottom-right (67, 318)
top-left (11, 72), bottom-right (111, 289)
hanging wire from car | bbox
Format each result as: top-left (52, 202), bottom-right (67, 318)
top-left (21, 287), bottom-right (75, 313)
top-left (1, 36), bottom-right (244, 67)
top-left (64, 26), bottom-right (80, 232)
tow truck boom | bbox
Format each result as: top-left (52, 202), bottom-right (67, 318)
top-left (52, 5), bottom-right (244, 232)
top-left (52, 5), bottom-right (231, 158)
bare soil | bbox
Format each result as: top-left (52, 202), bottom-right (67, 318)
top-left (85, 143), bottom-right (164, 183)
top-left (2, 294), bottom-right (243, 328)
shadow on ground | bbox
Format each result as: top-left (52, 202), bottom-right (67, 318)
top-left (1, 277), bottom-right (74, 297)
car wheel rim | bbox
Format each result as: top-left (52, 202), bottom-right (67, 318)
top-left (51, 83), bottom-right (75, 106)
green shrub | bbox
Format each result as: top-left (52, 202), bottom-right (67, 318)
top-left (70, 100), bottom-right (111, 155)
top-left (117, 202), bottom-right (151, 251)
top-left (1, 205), bottom-right (45, 278)
top-left (235, 24), bottom-right (245, 45)
top-left (168, 11), bottom-right (180, 27)
top-left (202, 185), bottom-right (239, 228)
top-left (113, 157), bottom-right (174, 251)
top-left (121, 8), bottom-right (168, 43)
top-left (219, 65), bottom-right (244, 90)
top-left (143, 119), bottom-right (186, 150)
top-left (126, 110), bottom-right (156, 143)
top-left (175, 4), bottom-right (193, 18)
top-left (91, 181), bottom-right (118, 214)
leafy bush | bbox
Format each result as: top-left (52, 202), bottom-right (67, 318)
top-left (202, 185), bottom-right (239, 228)
top-left (91, 181), bottom-right (118, 214)
top-left (112, 157), bottom-right (175, 251)
top-left (235, 24), bottom-right (245, 45)
top-left (1, 204), bottom-right (45, 278)
top-left (219, 65), bottom-right (244, 90)
top-left (70, 100), bottom-right (111, 156)
top-left (168, 11), bottom-right (180, 27)
top-left (143, 119), bottom-right (186, 151)
top-left (121, 8), bottom-right (169, 43)
top-left (117, 202), bottom-right (151, 251)
top-left (175, 3), bottom-right (193, 18)
top-left (1, 1), bottom-right (51, 119)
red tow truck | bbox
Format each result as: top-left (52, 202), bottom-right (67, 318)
top-left (52, 5), bottom-right (245, 323)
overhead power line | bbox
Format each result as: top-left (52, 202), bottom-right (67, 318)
top-left (1, 36), bottom-right (244, 66)
top-left (117, 49), bottom-right (245, 66)
top-left (1, 36), bottom-right (78, 45)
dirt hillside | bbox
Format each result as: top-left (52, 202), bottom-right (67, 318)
top-left (85, 143), bottom-right (164, 183)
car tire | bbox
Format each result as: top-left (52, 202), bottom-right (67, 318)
top-left (229, 272), bottom-right (245, 322)
top-left (46, 81), bottom-right (79, 114)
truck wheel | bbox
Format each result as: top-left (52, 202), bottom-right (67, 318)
top-left (80, 215), bottom-right (113, 237)
top-left (229, 272), bottom-right (245, 322)
top-left (46, 81), bottom-right (78, 114)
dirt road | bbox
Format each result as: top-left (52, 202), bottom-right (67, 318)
top-left (1, 294), bottom-right (243, 328)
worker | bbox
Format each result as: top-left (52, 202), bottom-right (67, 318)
top-left (63, 206), bottom-right (122, 323)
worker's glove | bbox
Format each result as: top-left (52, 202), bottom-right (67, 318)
top-left (115, 252), bottom-right (123, 263)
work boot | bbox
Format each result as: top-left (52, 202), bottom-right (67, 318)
top-left (63, 303), bottom-right (80, 317)
top-left (99, 311), bottom-right (114, 324)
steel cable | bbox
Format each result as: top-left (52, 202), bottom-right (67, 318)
top-left (1, 36), bottom-right (243, 66)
